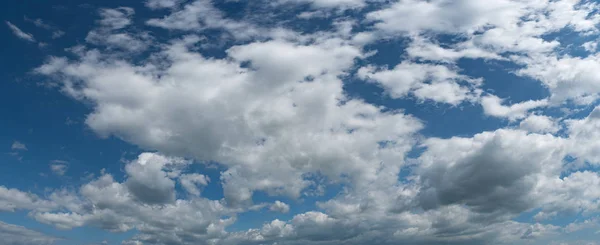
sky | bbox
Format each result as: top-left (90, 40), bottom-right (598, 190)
top-left (3, 0), bottom-right (600, 244)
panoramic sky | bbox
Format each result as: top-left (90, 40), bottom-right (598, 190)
top-left (4, 0), bottom-right (600, 244)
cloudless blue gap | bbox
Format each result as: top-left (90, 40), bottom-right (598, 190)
top-left (458, 59), bottom-right (551, 102)
top-left (361, 37), bottom-right (411, 67)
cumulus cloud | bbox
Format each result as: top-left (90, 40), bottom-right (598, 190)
top-left (417, 129), bottom-right (566, 214)
top-left (517, 54), bottom-right (600, 105)
top-left (566, 106), bottom-right (600, 164)
top-left (519, 114), bottom-right (560, 134)
top-left (180, 173), bottom-right (209, 196)
top-left (17, 0), bottom-right (600, 244)
top-left (357, 62), bottom-right (480, 105)
top-left (0, 186), bottom-right (56, 212)
top-left (36, 30), bottom-right (423, 209)
top-left (269, 201), bottom-right (290, 213)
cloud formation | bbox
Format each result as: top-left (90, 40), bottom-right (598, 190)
top-left (6, 0), bottom-right (600, 244)
top-left (5, 21), bottom-right (35, 42)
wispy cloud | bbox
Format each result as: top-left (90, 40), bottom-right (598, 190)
top-left (50, 160), bottom-right (69, 176)
top-left (11, 141), bottom-right (27, 151)
top-left (24, 16), bottom-right (65, 39)
top-left (5, 21), bottom-right (35, 42)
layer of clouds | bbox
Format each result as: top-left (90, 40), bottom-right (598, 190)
top-left (12, 0), bottom-right (600, 244)
top-left (0, 221), bottom-right (59, 245)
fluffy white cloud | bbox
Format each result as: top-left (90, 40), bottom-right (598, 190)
top-left (566, 106), bottom-right (600, 164)
top-left (358, 62), bottom-right (480, 105)
top-left (145, 0), bottom-right (267, 41)
top-left (278, 0), bottom-right (365, 9)
top-left (97, 7), bottom-right (134, 30)
top-left (517, 54), bottom-right (600, 104)
top-left (19, 0), bottom-right (600, 244)
top-left (85, 7), bottom-right (149, 52)
top-left (180, 173), bottom-right (210, 196)
top-left (519, 114), bottom-right (560, 134)
top-left (124, 153), bottom-right (189, 205)
top-left (269, 201), bottom-right (290, 213)
top-left (417, 129), bottom-right (566, 214)
top-left (406, 36), bottom-right (504, 62)
top-left (37, 31), bottom-right (423, 208)
top-left (367, 0), bottom-right (523, 34)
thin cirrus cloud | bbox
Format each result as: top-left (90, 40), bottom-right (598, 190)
top-left (5, 21), bottom-right (35, 42)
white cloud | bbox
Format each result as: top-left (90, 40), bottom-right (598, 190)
top-left (417, 129), bottom-right (566, 214)
top-left (366, 0), bottom-right (522, 35)
top-left (85, 7), bottom-right (149, 52)
top-left (519, 114), bottom-right (560, 134)
top-left (406, 36), bottom-right (505, 62)
top-left (481, 95), bottom-right (548, 121)
top-left (22, 1), bottom-right (600, 244)
top-left (29, 153), bottom-right (236, 242)
top-left (11, 141), bottom-right (27, 151)
top-left (124, 153), bottom-right (189, 205)
top-left (24, 16), bottom-right (65, 39)
top-left (0, 221), bottom-right (59, 245)
top-left (277, 0), bottom-right (365, 9)
top-left (145, 0), bottom-right (264, 41)
top-left (566, 106), bottom-right (600, 164)
top-left (582, 41), bottom-right (598, 52)
top-left (50, 163), bottom-right (68, 176)
top-left (37, 33), bottom-right (423, 208)
top-left (5, 21), bottom-right (35, 42)
top-left (180, 173), bottom-right (209, 196)
top-left (98, 7), bottom-right (134, 30)
top-left (269, 201), bottom-right (290, 213)
top-left (517, 54), bottom-right (600, 105)
top-left (358, 62), bottom-right (480, 105)
top-left (146, 0), bottom-right (182, 9)
top-left (0, 186), bottom-right (56, 212)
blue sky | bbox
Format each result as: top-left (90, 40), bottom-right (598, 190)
top-left (3, 0), bottom-right (600, 245)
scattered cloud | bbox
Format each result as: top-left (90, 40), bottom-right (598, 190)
top-left (11, 141), bottom-right (27, 151)
top-left (9, 0), bottom-right (600, 244)
top-left (50, 162), bottom-right (68, 176)
top-left (24, 16), bottom-right (65, 39)
top-left (269, 201), bottom-right (290, 213)
top-left (0, 221), bottom-right (59, 245)
top-left (5, 21), bottom-right (35, 42)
